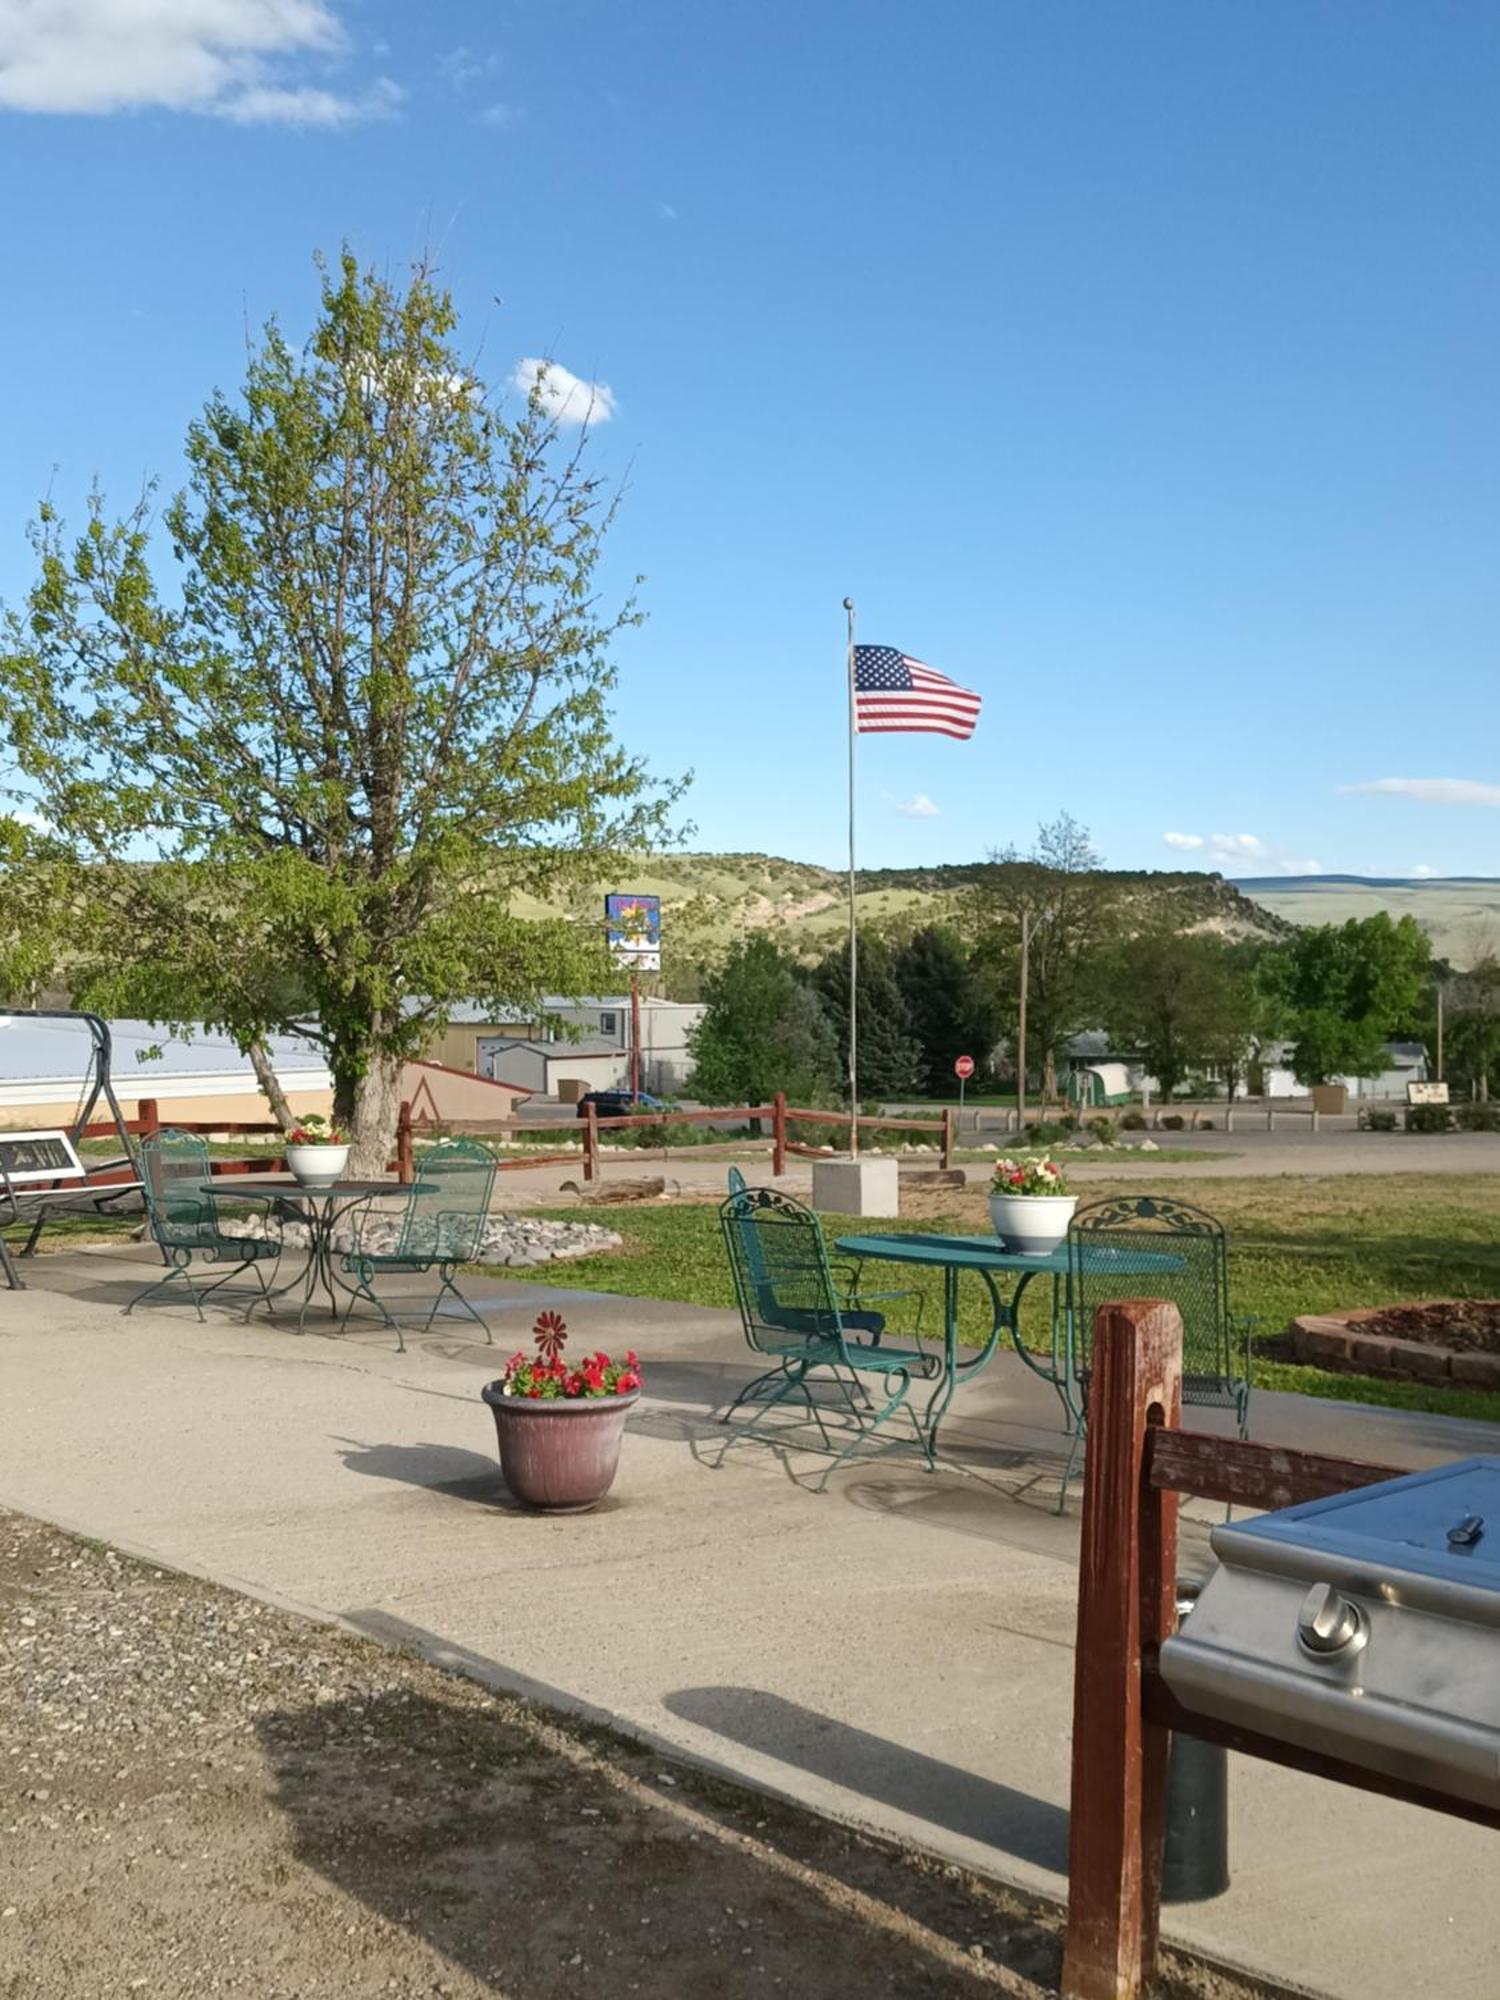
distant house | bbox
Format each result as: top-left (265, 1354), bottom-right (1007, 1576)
top-left (426, 996), bottom-right (704, 1097)
top-left (1065, 1029), bottom-right (1428, 1102)
top-left (480, 1037), bottom-right (628, 1098)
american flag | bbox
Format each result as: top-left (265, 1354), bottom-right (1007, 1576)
top-left (853, 646), bottom-right (981, 740)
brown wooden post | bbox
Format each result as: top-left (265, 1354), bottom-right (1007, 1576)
top-left (772, 1092), bottom-right (787, 1178)
top-left (396, 1100), bottom-right (415, 1182)
top-left (1061, 1298), bottom-right (1183, 2000)
top-left (941, 1104), bottom-right (956, 1170)
top-left (138, 1097), bottom-right (160, 1138)
top-left (583, 1100), bottom-right (599, 1184)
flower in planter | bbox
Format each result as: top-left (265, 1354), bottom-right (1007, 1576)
top-left (499, 1310), bottom-right (642, 1400)
top-left (288, 1114), bottom-right (347, 1146)
top-left (991, 1155), bottom-right (1071, 1197)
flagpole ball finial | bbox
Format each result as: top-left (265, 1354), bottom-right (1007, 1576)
top-left (843, 597), bottom-right (855, 610)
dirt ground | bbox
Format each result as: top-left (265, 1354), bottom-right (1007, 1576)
top-left (1, 1512), bottom-right (1286, 2000)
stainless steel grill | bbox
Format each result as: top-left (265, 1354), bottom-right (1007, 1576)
top-left (1161, 1456), bottom-right (1500, 1808)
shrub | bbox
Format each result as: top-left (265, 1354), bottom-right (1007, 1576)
top-left (1455, 1102), bottom-right (1500, 1133)
top-left (1405, 1104), bottom-right (1452, 1134)
top-left (1161, 1114), bottom-right (1186, 1132)
top-left (1363, 1109), bottom-right (1398, 1133)
top-left (1086, 1115), bottom-right (1118, 1145)
top-left (1120, 1111), bottom-right (1147, 1131)
top-left (1024, 1119), bottom-right (1073, 1146)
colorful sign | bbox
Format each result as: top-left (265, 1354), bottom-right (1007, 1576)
top-left (954, 1054), bottom-right (975, 1081)
top-left (605, 892), bottom-right (662, 972)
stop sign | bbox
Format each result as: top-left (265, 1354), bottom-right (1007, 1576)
top-left (954, 1054), bottom-right (975, 1081)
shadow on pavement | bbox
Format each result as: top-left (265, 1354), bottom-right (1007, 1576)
top-left (664, 1684), bottom-right (1070, 1875)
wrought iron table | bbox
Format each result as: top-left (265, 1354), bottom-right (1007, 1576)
top-left (197, 1176), bottom-right (410, 1331)
top-left (832, 1231), bottom-right (1185, 1458)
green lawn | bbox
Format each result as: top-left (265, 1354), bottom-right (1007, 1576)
top-left (485, 1174), bottom-right (1500, 1426)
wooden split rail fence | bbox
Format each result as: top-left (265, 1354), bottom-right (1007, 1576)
top-left (87, 1093), bottom-right (956, 1188)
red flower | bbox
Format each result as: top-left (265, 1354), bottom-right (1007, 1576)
top-left (616, 1371), bottom-right (640, 1394)
top-left (1009, 1170), bottom-right (1024, 1185)
top-left (533, 1310), bottom-right (569, 1365)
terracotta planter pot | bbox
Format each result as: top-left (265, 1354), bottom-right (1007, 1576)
top-left (987, 1191), bottom-right (1077, 1256)
top-left (481, 1384), bottom-right (639, 1512)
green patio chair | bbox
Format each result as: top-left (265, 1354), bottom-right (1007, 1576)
top-left (127, 1128), bottom-right (284, 1320)
top-left (335, 1137), bottom-right (497, 1350)
top-left (1060, 1193), bottom-right (1253, 1506)
top-left (718, 1173), bottom-right (935, 1486)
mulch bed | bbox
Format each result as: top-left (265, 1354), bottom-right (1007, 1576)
top-left (1358, 1301), bottom-right (1500, 1353)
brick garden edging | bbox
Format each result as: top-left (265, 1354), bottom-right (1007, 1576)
top-left (1290, 1302), bottom-right (1500, 1389)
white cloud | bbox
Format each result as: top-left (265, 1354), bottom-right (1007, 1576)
top-left (896, 794), bottom-right (939, 819)
top-left (1342, 777), bottom-right (1500, 808)
top-left (478, 99), bottom-right (521, 129)
top-left (511, 357), bottom-right (615, 427)
top-left (0, 0), bottom-right (397, 124)
top-left (1412, 864), bottom-right (1440, 879)
top-left (655, 199), bottom-right (679, 222)
top-left (1162, 831), bottom-right (1323, 875)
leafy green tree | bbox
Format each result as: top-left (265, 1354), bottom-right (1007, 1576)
top-left (812, 933), bottom-right (924, 1102)
top-left (891, 924), bottom-right (999, 1095)
top-left (1260, 913), bottom-right (1432, 1087)
top-left (1100, 931), bottom-right (1261, 1102)
top-left (1438, 954), bottom-right (1500, 1103)
top-left (687, 936), bottom-right (839, 1103)
top-left (0, 252), bottom-right (675, 1170)
top-left (964, 813), bottom-right (1122, 1099)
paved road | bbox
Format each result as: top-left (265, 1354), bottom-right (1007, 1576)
top-left (481, 1125), bottom-right (1500, 1207)
top-left (4, 1243), bottom-right (1499, 2000)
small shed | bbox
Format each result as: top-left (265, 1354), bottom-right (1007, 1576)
top-left (1068, 1062), bottom-right (1135, 1107)
top-left (481, 1037), bottom-right (627, 1097)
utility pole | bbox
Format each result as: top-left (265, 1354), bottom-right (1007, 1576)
top-left (1016, 908), bottom-right (1031, 1132)
top-left (1436, 978), bottom-right (1444, 1086)
top-left (630, 970), bottom-right (642, 1102)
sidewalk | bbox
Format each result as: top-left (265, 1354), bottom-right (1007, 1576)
top-left (4, 1243), bottom-right (1499, 2000)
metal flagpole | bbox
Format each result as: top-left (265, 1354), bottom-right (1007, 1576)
top-left (843, 596), bottom-right (859, 1158)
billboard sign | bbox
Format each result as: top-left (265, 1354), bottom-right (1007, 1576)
top-left (605, 892), bottom-right (662, 973)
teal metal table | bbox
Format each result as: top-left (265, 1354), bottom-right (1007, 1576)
top-left (833, 1231), bottom-right (1184, 1459)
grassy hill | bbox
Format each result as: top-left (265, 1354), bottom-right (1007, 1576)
top-left (523, 853), bottom-right (1291, 982)
top-left (1240, 876), bottom-right (1500, 968)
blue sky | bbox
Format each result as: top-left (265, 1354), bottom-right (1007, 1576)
top-left (0, 0), bottom-right (1496, 878)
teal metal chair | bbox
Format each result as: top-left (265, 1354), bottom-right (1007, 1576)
top-left (335, 1138), bottom-right (498, 1350)
top-left (1060, 1193), bottom-right (1253, 1506)
top-left (127, 1128), bottom-right (284, 1320)
top-left (719, 1172), bottom-right (935, 1486)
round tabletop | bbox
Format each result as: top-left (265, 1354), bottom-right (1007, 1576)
top-left (201, 1176), bottom-right (404, 1200)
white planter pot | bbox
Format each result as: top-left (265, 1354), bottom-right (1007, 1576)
top-left (988, 1192), bottom-right (1077, 1256)
top-left (286, 1142), bottom-right (350, 1189)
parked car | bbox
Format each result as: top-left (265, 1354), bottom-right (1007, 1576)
top-left (574, 1089), bottom-right (667, 1121)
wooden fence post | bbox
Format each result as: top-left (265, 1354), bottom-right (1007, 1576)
top-left (138, 1097), bottom-right (160, 1139)
top-left (583, 1100), bottom-right (599, 1184)
top-left (1061, 1298), bottom-right (1183, 2000)
top-left (941, 1104), bottom-right (956, 1170)
top-left (772, 1092), bottom-right (787, 1178)
top-left (396, 1100), bottom-right (415, 1182)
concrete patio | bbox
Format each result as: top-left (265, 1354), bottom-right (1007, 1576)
top-left (3, 1239), bottom-right (1499, 2000)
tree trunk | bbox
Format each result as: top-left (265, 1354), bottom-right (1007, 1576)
top-left (348, 1049), bottom-right (405, 1177)
top-left (246, 1037), bottom-right (298, 1135)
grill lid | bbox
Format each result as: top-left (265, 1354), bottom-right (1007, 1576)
top-left (1212, 1456), bottom-right (1500, 1603)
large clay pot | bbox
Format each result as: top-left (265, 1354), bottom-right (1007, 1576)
top-left (481, 1384), bottom-right (639, 1512)
top-left (286, 1142), bottom-right (350, 1188)
top-left (987, 1192), bottom-right (1077, 1256)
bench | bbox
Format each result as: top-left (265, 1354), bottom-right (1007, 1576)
top-left (0, 1129), bottom-right (144, 1289)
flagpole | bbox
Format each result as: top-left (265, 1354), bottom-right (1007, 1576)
top-left (844, 596), bottom-right (859, 1157)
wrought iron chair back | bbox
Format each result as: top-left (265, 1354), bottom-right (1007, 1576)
top-left (139, 1128), bottom-right (219, 1252)
top-left (391, 1137), bottom-right (497, 1265)
top-left (1067, 1194), bottom-right (1250, 1429)
top-left (720, 1176), bottom-right (849, 1355)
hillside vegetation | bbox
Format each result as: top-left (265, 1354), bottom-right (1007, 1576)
top-left (1243, 877), bottom-right (1500, 969)
top-left (513, 852), bottom-right (1291, 977)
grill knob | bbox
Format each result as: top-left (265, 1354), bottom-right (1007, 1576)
top-left (1296, 1582), bottom-right (1368, 1659)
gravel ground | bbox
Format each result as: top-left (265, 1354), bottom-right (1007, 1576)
top-left (1, 1512), bottom-right (1287, 2000)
